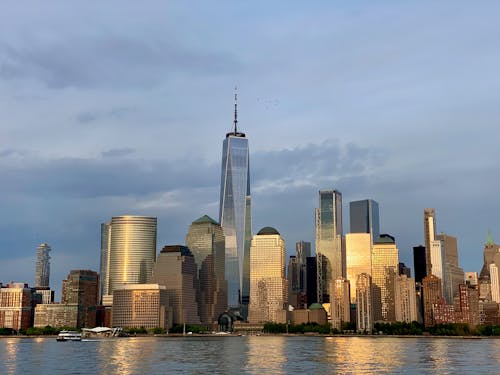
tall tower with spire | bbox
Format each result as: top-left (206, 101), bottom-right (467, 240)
top-left (219, 88), bottom-right (252, 318)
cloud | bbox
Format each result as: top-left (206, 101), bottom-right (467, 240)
top-left (101, 148), bottom-right (135, 158)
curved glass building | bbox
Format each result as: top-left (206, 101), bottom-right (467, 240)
top-left (219, 93), bottom-right (252, 316)
top-left (104, 216), bottom-right (157, 299)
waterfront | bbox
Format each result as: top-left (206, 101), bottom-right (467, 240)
top-left (1, 336), bottom-right (499, 374)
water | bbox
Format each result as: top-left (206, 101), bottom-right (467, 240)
top-left (1, 336), bottom-right (499, 374)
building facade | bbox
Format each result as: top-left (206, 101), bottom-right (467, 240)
top-left (101, 216), bottom-right (157, 303)
top-left (34, 303), bottom-right (78, 328)
top-left (330, 277), bottom-right (350, 330)
top-left (34, 243), bottom-right (51, 288)
top-left (371, 235), bottom-right (399, 322)
top-left (185, 215), bottom-right (227, 324)
top-left (112, 284), bottom-right (170, 329)
top-left (219, 95), bottom-right (252, 317)
top-left (423, 208), bottom-right (436, 276)
top-left (394, 275), bottom-right (417, 323)
top-left (356, 273), bottom-right (373, 332)
top-left (413, 245), bottom-right (427, 284)
top-left (349, 199), bottom-right (380, 241)
top-left (422, 274), bottom-right (443, 327)
top-left (316, 189), bottom-right (343, 304)
top-left (0, 283), bottom-right (32, 331)
top-left (152, 245), bottom-right (200, 325)
top-left (345, 233), bottom-right (372, 303)
top-left (61, 270), bottom-right (99, 328)
top-left (248, 227), bottom-right (287, 324)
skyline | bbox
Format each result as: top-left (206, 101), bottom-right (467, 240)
top-left (1, 2), bottom-right (500, 293)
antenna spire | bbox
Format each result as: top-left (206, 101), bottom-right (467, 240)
top-left (233, 86), bottom-right (238, 134)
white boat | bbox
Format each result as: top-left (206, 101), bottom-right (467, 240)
top-left (56, 330), bottom-right (82, 342)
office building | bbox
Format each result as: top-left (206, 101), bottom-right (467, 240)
top-left (345, 233), bottom-right (371, 303)
top-left (296, 241), bottom-right (311, 300)
top-left (356, 273), bottom-right (373, 332)
top-left (34, 303), bottom-right (78, 328)
top-left (436, 233), bottom-right (459, 266)
top-left (349, 199), bottom-right (380, 241)
top-left (371, 234), bottom-right (399, 322)
top-left (33, 287), bottom-right (54, 304)
top-left (112, 284), bottom-right (170, 329)
top-left (0, 283), bottom-right (33, 331)
top-left (288, 256), bottom-right (302, 308)
top-left (330, 277), bottom-right (350, 330)
top-left (185, 215), bottom-right (227, 324)
top-left (316, 189), bottom-right (343, 304)
top-left (422, 274), bottom-right (442, 327)
top-left (394, 275), bottom-right (417, 323)
top-left (465, 272), bottom-right (478, 287)
top-left (398, 262), bottom-right (411, 277)
top-left (99, 223), bottom-right (111, 302)
top-left (61, 270), bottom-right (99, 328)
top-left (423, 208), bottom-right (436, 276)
top-left (413, 245), bottom-right (427, 284)
top-left (479, 231), bottom-right (500, 279)
top-left (152, 245), bottom-right (200, 325)
top-left (248, 227), bottom-right (287, 324)
top-left (444, 263), bottom-right (465, 304)
top-left (306, 257), bottom-right (318, 305)
top-left (34, 243), bottom-right (51, 288)
top-left (101, 216), bottom-right (157, 303)
top-left (219, 92), bottom-right (252, 317)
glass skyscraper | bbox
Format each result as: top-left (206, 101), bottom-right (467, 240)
top-left (219, 94), bottom-right (252, 316)
top-left (349, 199), bottom-right (380, 241)
top-left (316, 189), bottom-right (343, 304)
top-left (34, 243), bottom-right (51, 288)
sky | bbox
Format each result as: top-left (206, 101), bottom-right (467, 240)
top-left (1, 1), bottom-right (499, 299)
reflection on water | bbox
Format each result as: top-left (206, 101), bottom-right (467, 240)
top-left (245, 336), bottom-right (285, 374)
top-left (0, 336), bottom-right (498, 374)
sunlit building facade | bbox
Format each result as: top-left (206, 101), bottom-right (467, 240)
top-left (316, 189), bottom-right (343, 304)
top-left (345, 233), bottom-right (371, 303)
top-left (34, 303), bottom-right (78, 328)
top-left (99, 223), bottom-right (111, 302)
top-left (35, 243), bottom-right (51, 288)
top-left (371, 235), bottom-right (399, 322)
top-left (394, 275), bottom-right (417, 323)
top-left (330, 277), bottom-right (350, 330)
top-left (112, 284), bottom-right (170, 329)
top-left (0, 283), bottom-right (32, 331)
top-left (423, 208), bottom-right (436, 276)
top-left (356, 273), bottom-right (373, 332)
top-left (422, 274), bottom-right (442, 327)
top-left (152, 245), bottom-right (200, 325)
top-left (101, 216), bottom-right (157, 303)
top-left (185, 215), bottom-right (227, 324)
top-left (219, 98), bottom-right (252, 317)
top-left (248, 227), bottom-right (287, 324)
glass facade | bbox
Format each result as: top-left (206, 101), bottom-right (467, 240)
top-left (349, 199), bottom-right (380, 241)
top-left (219, 133), bottom-right (252, 313)
top-left (316, 190), bottom-right (343, 303)
top-left (107, 216), bottom-right (157, 297)
top-left (99, 223), bottom-right (111, 303)
top-left (345, 233), bottom-right (372, 303)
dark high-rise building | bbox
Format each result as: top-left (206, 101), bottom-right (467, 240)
top-left (185, 215), bottom-right (227, 324)
top-left (306, 257), bottom-right (318, 306)
top-left (316, 189), bottom-right (343, 304)
top-left (349, 199), bottom-right (380, 241)
top-left (219, 91), bottom-right (252, 318)
top-left (422, 274), bottom-right (442, 327)
top-left (413, 245), bottom-right (427, 284)
top-left (398, 262), bottom-right (411, 278)
top-left (61, 270), bottom-right (99, 328)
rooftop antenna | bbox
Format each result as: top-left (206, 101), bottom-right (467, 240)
top-left (233, 86), bottom-right (238, 134)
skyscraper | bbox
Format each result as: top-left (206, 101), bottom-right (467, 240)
top-left (61, 270), bottom-right (99, 328)
top-left (394, 274), bottom-right (417, 323)
top-left (101, 216), bottom-right (157, 303)
top-left (185, 215), bottom-right (227, 324)
top-left (422, 274), bottom-right (443, 327)
top-left (412, 245), bottom-right (426, 284)
top-left (345, 233), bottom-right (371, 303)
top-left (371, 234), bottom-right (399, 322)
top-left (349, 199), bottom-right (380, 241)
top-left (219, 91), bottom-right (252, 316)
top-left (248, 227), bottom-right (287, 324)
top-left (35, 243), bottom-right (51, 288)
top-left (152, 245), bottom-right (201, 325)
top-left (356, 273), bottom-right (373, 332)
top-left (330, 278), bottom-right (350, 330)
top-left (99, 223), bottom-right (111, 302)
top-left (423, 208), bottom-right (436, 276)
top-left (316, 189), bottom-right (343, 304)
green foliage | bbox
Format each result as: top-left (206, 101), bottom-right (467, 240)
top-left (169, 324), bottom-right (208, 334)
top-left (25, 325), bottom-right (59, 335)
top-left (151, 327), bottom-right (166, 334)
top-left (125, 327), bottom-right (148, 334)
top-left (0, 327), bottom-right (15, 335)
top-left (476, 325), bottom-right (500, 336)
top-left (262, 322), bottom-right (331, 334)
top-left (374, 321), bottom-right (424, 335)
top-left (428, 323), bottom-right (471, 336)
